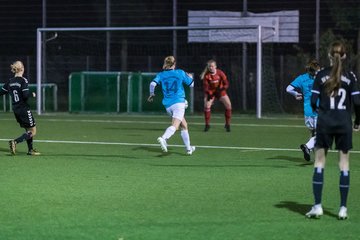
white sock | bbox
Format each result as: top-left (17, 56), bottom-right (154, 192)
top-left (181, 129), bottom-right (191, 150)
top-left (306, 136), bottom-right (316, 150)
top-left (162, 126), bottom-right (176, 140)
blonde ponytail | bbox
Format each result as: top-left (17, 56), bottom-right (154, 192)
top-left (10, 61), bottom-right (24, 74)
top-left (162, 56), bottom-right (176, 70)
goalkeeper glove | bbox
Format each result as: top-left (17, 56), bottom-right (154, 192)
top-left (207, 93), bottom-right (214, 101)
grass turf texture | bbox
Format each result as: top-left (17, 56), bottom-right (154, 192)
top-left (0, 113), bottom-right (360, 240)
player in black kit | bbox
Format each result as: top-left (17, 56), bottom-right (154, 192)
top-left (305, 42), bottom-right (360, 220)
top-left (0, 61), bottom-right (40, 155)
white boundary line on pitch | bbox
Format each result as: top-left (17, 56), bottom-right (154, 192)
top-left (0, 118), bottom-right (305, 128)
top-left (43, 119), bottom-right (305, 128)
top-left (1, 138), bottom-right (360, 154)
top-left (0, 113), bottom-right (305, 121)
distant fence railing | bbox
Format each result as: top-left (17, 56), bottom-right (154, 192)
top-left (68, 71), bottom-right (194, 114)
top-left (0, 83), bottom-right (57, 112)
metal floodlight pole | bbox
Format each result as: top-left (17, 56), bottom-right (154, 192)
top-left (256, 25), bottom-right (262, 119)
top-left (106, 0), bottom-right (111, 71)
top-left (315, 0), bottom-right (320, 60)
top-left (173, 0), bottom-right (177, 57)
top-left (36, 29), bottom-right (42, 115)
top-left (41, 0), bottom-right (46, 114)
top-left (242, 0), bottom-right (248, 111)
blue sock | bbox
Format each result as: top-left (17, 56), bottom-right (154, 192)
top-left (339, 171), bottom-right (350, 207)
top-left (312, 167), bottom-right (324, 205)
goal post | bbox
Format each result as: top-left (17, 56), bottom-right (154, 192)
top-left (36, 25), bottom-right (270, 117)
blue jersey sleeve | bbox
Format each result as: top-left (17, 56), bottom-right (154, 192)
top-left (290, 75), bottom-right (303, 90)
top-left (179, 70), bottom-right (193, 86)
top-left (153, 74), bottom-right (161, 85)
top-left (311, 75), bottom-right (321, 111)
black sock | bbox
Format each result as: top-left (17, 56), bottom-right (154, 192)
top-left (15, 132), bottom-right (32, 144)
top-left (354, 105), bottom-right (360, 124)
top-left (339, 171), bottom-right (350, 207)
top-left (313, 167), bottom-right (324, 205)
top-left (26, 137), bottom-right (33, 152)
top-left (311, 129), bottom-right (316, 137)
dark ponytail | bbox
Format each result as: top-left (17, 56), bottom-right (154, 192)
top-left (324, 41), bottom-right (346, 97)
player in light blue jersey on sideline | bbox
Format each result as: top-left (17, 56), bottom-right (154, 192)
top-left (148, 56), bottom-right (195, 155)
top-left (286, 59), bottom-right (320, 161)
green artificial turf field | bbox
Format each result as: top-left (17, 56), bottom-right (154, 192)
top-left (0, 113), bottom-right (359, 240)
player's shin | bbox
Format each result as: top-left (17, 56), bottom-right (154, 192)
top-left (162, 126), bottom-right (176, 140)
top-left (339, 171), bottom-right (350, 207)
top-left (225, 108), bottom-right (231, 125)
top-left (181, 129), bottom-right (191, 149)
top-left (306, 136), bottom-right (316, 150)
top-left (26, 138), bottom-right (33, 151)
top-left (204, 108), bottom-right (211, 125)
top-left (313, 167), bottom-right (324, 205)
top-left (15, 131), bottom-right (32, 144)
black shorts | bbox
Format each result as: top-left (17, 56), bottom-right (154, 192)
top-left (315, 131), bottom-right (352, 153)
top-left (13, 109), bottom-right (36, 129)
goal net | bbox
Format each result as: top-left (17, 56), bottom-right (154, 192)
top-left (36, 25), bottom-right (281, 117)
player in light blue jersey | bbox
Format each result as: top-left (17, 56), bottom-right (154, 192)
top-left (286, 59), bottom-right (320, 161)
top-left (148, 56), bottom-right (195, 155)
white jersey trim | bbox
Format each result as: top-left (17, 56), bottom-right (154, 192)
top-left (311, 90), bottom-right (320, 94)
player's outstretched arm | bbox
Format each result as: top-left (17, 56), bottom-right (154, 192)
top-left (186, 72), bottom-right (193, 79)
top-left (286, 85), bottom-right (302, 100)
top-left (148, 81), bottom-right (157, 102)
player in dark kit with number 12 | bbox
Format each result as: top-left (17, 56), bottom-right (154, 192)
top-left (0, 61), bottom-right (40, 155)
top-left (305, 41), bottom-right (360, 219)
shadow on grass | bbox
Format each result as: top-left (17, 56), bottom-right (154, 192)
top-left (275, 201), bottom-right (338, 219)
top-left (0, 147), bottom-right (32, 156)
top-left (133, 146), bottom-right (185, 157)
top-left (102, 126), bottom-right (163, 132)
top-left (149, 164), bottom-right (276, 168)
top-left (44, 153), bottom-right (138, 159)
top-left (148, 163), bottom-right (290, 168)
top-left (0, 147), bottom-right (10, 153)
top-left (267, 155), bottom-right (313, 166)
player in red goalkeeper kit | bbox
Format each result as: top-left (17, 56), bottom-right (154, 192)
top-left (200, 59), bottom-right (232, 132)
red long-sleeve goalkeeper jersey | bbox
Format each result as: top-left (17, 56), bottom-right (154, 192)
top-left (203, 69), bottom-right (229, 96)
